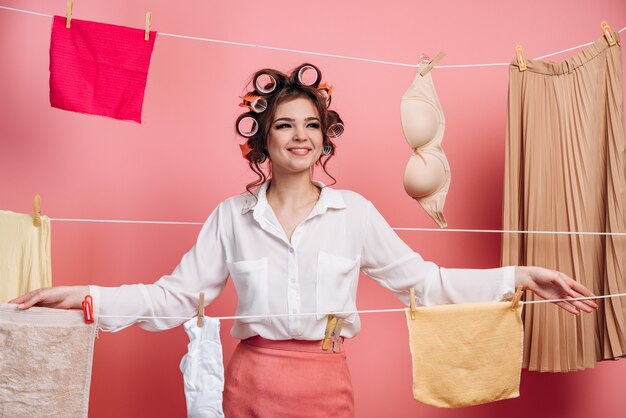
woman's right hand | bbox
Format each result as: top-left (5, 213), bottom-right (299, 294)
top-left (8, 286), bottom-right (90, 310)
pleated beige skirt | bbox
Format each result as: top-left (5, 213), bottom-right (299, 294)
top-left (502, 34), bottom-right (626, 372)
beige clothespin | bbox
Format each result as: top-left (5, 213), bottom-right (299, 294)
top-left (409, 288), bottom-right (417, 320)
top-left (33, 195), bottom-right (42, 227)
top-left (322, 314), bottom-right (338, 351)
top-left (332, 318), bottom-right (344, 353)
top-left (197, 292), bottom-right (205, 327)
top-left (511, 286), bottom-right (524, 310)
top-left (145, 12), bottom-right (152, 41)
top-left (419, 51), bottom-right (446, 76)
top-left (66, 0), bottom-right (73, 29)
top-left (515, 45), bottom-right (527, 71)
top-left (601, 21), bottom-right (617, 47)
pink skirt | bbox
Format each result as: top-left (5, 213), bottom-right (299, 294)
top-left (223, 336), bottom-right (354, 418)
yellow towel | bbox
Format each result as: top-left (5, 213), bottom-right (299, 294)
top-left (0, 210), bottom-right (51, 302)
top-left (405, 301), bottom-right (523, 408)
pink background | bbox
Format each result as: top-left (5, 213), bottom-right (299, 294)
top-left (1, 0), bottom-right (625, 417)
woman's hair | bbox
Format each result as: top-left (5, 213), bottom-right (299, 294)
top-left (235, 63), bottom-right (344, 196)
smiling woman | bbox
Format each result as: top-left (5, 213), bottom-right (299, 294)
top-left (10, 63), bottom-right (598, 418)
top-left (235, 63), bottom-right (344, 195)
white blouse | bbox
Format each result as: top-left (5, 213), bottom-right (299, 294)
top-left (90, 181), bottom-right (516, 340)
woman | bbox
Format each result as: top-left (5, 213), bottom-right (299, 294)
top-left (11, 63), bottom-right (598, 417)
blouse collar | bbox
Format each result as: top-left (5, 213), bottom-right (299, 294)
top-left (241, 180), bottom-right (346, 216)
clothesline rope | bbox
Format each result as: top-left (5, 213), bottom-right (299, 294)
top-left (97, 292), bottom-right (626, 322)
top-left (48, 218), bottom-right (626, 236)
top-left (0, 5), bottom-right (623, 69)
top-left (4, 4), bottom-right (626, 237)
top-left (51, 217), bottom-right (204, 226)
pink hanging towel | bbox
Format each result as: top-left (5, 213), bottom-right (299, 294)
top-left (49, 15), bottom-right (156, 123)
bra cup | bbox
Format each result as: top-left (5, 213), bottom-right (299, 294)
top-left (400, 99), bottom-right (442, 149)
top-left (403, 152), bottom-right (447, 198)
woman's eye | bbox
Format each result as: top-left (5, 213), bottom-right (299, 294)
top-left (308, 123), bottom-right (321, 129)
top-left (275, 123), bottom-right (291, 129)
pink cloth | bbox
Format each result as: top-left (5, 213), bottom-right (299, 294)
top-left (49, 15), bottom-right (156, 123)
top-left (223, 337), bottom-right (354, 417)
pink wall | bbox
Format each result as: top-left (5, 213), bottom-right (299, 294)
top-left (1, 0), bottom-right (625, 417)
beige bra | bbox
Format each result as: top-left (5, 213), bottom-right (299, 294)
top-left (400, 56), bottom-right (450, 228)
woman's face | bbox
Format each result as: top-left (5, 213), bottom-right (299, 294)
top-left (266, 97), bottom-right (324, 176)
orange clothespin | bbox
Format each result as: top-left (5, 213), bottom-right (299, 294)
top-left (66, 0), bottom-right (73, 29)
top-left (600, 21), bottom-right (617, 47)
top-left (82, 295), bottom-right (94, 324)
top-left (32, 195), bottom-right (42, 227)
top-left (515, 45), bottom-right (527, 72)
top-left (239, 142), bottom-right (252, 159)
top-left (239, 93), bottom-right (268, 113)
top-left (197, 292), bottom-right (205, 327)
top-left (145, 11), bottom-right (152, 41)
top-left (511, 286), bottom-right (524, 310)
top-left (322, 314), bottom-right (338, 351)
top-left (317, 82), bottom-right (334, 106)
top-left (419, 51), bottom-right (445, 76)
top-left (409, 288), bottom-right (417, 320)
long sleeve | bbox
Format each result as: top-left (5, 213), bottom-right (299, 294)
top-left (90, 204), bottom-right (229, 332)
top-left (360, 202), bottom-right (515, 307)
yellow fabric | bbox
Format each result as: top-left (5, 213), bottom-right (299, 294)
top-left (0, 210), bottom-right (51, 302)
top-left (405, 301), bottom-right (523, 408)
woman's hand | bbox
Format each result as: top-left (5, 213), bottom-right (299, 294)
top-left (514, 266), bottom-right (598, 315)
top-left (8, 286), bottom-right (90, 310)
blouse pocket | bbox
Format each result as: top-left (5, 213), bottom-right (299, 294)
top-left (227, 258), bottom-right (269, 324)
top-left (316, 251), bottom-right (360, 322)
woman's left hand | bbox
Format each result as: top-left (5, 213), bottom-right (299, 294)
top-left (514, 266), bottom-right (599, 315)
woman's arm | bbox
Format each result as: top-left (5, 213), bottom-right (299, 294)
top-left (361, 201), bottom-right (597, 314)
top-left (9, 204), bottom-right (230, 331)
top-left (10, 285), bottom-right (89, 309)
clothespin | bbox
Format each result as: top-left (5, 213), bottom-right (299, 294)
top-left (239, 93), bottom-right (268, 113)
top-left (32, 195), bottom-right (42, 227)
top-left (66, 0), bottom-right (73, 29)
top-left (145, 12), bottom-right (152, 41)
top-left (600, 21), bottom-right (617, 47)
top-left (511, 286), bottom-right (524, 310)
top-left (409, 288), bottom-right (417, 320)
top-left (322, 314), bottom-right (338, 351)
top-left (419, 51), bottom-right (446, 76)
top-left (332, 318), bottom-right (344, 353)
top-left (197, 292), bottom-right (205, 327)
top-left (82, 295), bottom-right (94, 324)
top-left (515, 45), bottom-right (527, 72)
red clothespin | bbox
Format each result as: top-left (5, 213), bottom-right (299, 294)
top-left (82, 295), bottom-right (94, 324)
